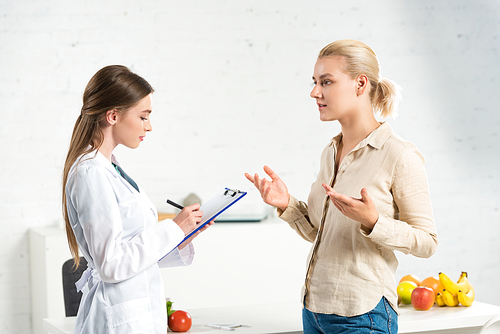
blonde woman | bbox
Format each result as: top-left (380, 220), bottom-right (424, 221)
top-left (246, 40), bottom-right (438, 333)
top-left (62, 65), bottom-right (212, 334)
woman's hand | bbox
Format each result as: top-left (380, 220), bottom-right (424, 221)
top-left (173, 203), bottom-right (203, 235)
top-left (177, 220), bottom-right (215, 250)
top-left (245, 165), bottom-right (290, 212)
top-left (323, 184), bottom-right (379, 230)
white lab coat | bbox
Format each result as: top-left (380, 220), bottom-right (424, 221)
top-left (66, 150), bottom-right (193, 334)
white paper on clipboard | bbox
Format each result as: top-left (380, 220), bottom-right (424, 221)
top-left (160, 188), bottom-right (247, 260)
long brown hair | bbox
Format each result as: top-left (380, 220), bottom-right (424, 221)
top-left (62, 65), bottom-right (154, 268)
top-left (318, 40), bottom-right (401, 118)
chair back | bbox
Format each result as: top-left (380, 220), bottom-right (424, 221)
top-left (61, 257), bottom-right (87, 316)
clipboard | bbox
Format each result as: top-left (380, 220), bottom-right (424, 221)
top-left (161, 188), bottom-right (247, 260)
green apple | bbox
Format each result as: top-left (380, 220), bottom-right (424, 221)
top-left (397, 281), bottom-right (418, 304)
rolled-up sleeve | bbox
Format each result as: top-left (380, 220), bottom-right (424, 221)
top-left (279, 196), bottom-right (318, 243)
top-left (361, 147), bottom-right (438, 258)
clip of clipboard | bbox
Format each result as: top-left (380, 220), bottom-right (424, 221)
top-left (161, 188), bottom-right (247, 260)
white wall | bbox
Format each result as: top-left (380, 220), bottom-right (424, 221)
top-left (1, 0), bottom-right (499, 333)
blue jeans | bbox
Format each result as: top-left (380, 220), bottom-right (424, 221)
top-left (302, 297), bottom-right (398, 334)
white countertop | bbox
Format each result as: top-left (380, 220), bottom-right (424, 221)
top-left (44, 301), bottom-right (500, 334)
top-left (398, 301), bottom-right (500, 332)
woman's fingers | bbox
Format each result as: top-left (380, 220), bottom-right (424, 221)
top-left (173, 204), bottom-right (204, 234)
top-left (323, 184), bottom-right (356, 215)
top-left (260, 177), bottom-right (268, 192)
top-left (244, 173), bottom-right (254, 183)
top-left (245, 166), bottom-right (289, 210)
top-left (185, 207), bottom-right (203, 224)
top-left (323, 184), bottom-right (353, 207)
top-left (331, 199), bottom-right (343, 213)
top-left (245, 171), bottom-right (268, 199)
top-left (264, 165), bottom-right (280, 181)
top-left (177, 218), bottom-right (216, 250)
top-left (323, 186), bottom-right (379, 229)
top-left (196, 221), bottom-right (213, 233)
top-left (254, 173), bottom-right (262, 189)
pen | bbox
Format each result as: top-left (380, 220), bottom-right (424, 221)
top-left (166, 199), bottom-right (184, 210)
top-left (205, 324), bottom-right (235, 331)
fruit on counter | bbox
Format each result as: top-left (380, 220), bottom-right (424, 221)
top-left (436, 292), bottom-right (446, 307)
top-left (411, 286), bottom-right (435, 311)
top-left (399, 274), bottom-right (421, 286)
top-left (169, 311), bottom-right (192, 332)
top-left (457, 272), bottom-right (469, 286)
top-left (438, 272), bottom-right (471, 295)
top-left (398, 271), bottom-right (475, 308)
top-left (432, 271), bottom-right (476, 307)
top-left (397, 281), bottom-right (418, 304)
top-left (457, 285), bottom-right (475, 307)
top-left (441, 289), bottom-right (459, 307)
top-left (167, 301), bottom-right (192, 332)
top-left (420, 276), bottom-right (445, 300)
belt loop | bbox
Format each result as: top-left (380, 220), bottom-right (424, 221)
top-left (75, 267), bottom-right (93, 292)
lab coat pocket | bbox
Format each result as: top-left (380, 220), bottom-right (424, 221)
top-left (106, 297), bottom-right (153, 334)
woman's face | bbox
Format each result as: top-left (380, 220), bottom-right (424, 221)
top-left (113, 94), bottom-right (153, 149)
top-left (310, 56), bottom-right (358, 122)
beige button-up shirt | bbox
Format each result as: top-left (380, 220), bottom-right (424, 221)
top-left (279, 122), bottom-right (438, 317)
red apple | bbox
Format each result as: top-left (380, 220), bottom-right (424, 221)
top-left (411, 286), bottom-right (435, 311)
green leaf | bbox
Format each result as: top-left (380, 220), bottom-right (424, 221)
top-left (166, 301), bottom-right (176, 316)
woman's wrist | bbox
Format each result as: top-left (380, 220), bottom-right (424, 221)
top-left (278, 194), bottom-right (290, 212)
top-left (362, 213), bottom-right (379, 230)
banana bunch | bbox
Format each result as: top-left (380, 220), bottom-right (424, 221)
top-left (436, 272), bottom-right (475, 307)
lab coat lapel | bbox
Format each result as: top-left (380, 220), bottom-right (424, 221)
top-left (91, 151), bottom-right (156, 222)
top-left (92, 151), bottom-right (140, 194)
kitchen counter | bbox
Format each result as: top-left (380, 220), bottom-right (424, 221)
top-left (398, 301), bottom-right (500, 333)
top-left (44, 301), bottom-right (500, 334)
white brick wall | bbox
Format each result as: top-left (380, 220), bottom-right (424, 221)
top-left (1, 0), bottom-right (499, 333)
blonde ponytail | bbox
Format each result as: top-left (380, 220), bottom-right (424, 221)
top-left (372, 77), bottom-right (401, 118)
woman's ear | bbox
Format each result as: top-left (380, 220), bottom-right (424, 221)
top-left (356, 74), bottom-right (369, 96)
top-left (105, 109), bottom-right (119, 125)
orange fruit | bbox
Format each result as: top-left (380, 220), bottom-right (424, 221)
top-left (420, 276), bottom-right (445, 297)
top-left (399, 274), bottom-right (421, 286)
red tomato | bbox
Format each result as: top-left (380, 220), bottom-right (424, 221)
top-left (168, 310), bottom-right (192, 332)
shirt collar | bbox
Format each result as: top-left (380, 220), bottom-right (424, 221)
top-left (329, 121), bottom-right (394, 150)
top-left (364, 121), bottom-right (394, 150)
top-left (80, 149), bottom-right (120, 177)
